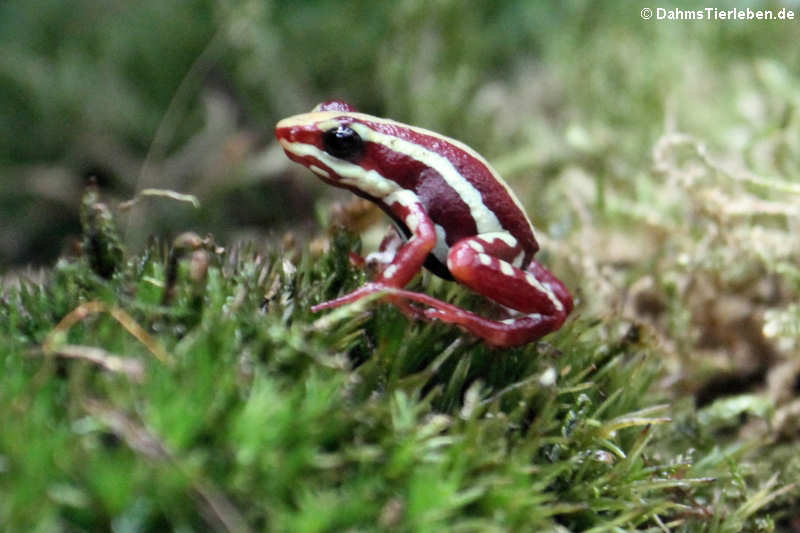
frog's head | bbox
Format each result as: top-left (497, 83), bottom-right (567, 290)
top-left (277, 101), bottom-right (452, 199)
top-left (275, 100), bottom-right (370, 187)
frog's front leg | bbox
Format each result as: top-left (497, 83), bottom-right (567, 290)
top-left (385, 232), bottom-right (573, 347)
top-left (356, 227), bottom-right (429, 320)
top-left (312, 191), bottom-right (435, 313)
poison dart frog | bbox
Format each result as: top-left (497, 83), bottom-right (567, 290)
top-left (275, 101), bottom-right (573, 347)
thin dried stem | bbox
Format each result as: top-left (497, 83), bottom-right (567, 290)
top-left (44, 300), bottom-right (171, 365)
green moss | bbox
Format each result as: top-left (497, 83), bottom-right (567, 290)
top-left (0, 214), bottom-right (793, 530)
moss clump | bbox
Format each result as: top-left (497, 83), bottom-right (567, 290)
top-left (1, 199), bottom-right (795, 530)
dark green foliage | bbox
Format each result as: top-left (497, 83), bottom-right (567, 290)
top-left (80, 184), bottom-right (124, 279)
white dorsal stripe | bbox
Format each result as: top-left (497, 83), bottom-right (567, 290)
top-left (348, 122), bottom-right (504, 235)
top-left (367, 117), bottom-right (535, 236)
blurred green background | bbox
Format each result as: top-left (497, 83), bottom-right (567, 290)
top-left (3, 0), bottom-right (797, 267)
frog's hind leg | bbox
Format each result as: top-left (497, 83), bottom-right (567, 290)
top-left (414, 233), bottom-right (573, 347)
top-left (314, 226), bottom-right (573, 346)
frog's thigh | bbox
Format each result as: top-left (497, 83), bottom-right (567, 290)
top-left (446, 233), bottom-right (562, 316)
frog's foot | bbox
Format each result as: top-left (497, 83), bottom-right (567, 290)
top-left (313, 282), bottom-right (568, 347)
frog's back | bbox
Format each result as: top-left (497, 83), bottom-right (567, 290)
top-left (275, 104), bottom-right (540, 271)
top-left (348, 115), bottom-right (538, 254)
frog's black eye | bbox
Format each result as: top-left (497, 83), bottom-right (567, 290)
top-left (322, 126), bottom-right (363, 160)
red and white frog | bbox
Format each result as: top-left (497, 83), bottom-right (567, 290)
top-left (275, 101), bottom-right (573, 347)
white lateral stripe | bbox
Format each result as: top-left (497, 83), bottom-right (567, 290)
top-left (279, 139), bottom-right (400, 198)
top-left (309, 165), bottom-right (330, 179)
top-left (349, 123), bottom-right (504, 235)
top-left (384, 189), bottom-right (418, 206)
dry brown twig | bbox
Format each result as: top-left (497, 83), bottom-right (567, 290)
top-left (42, 301), bottom-right (172, 374)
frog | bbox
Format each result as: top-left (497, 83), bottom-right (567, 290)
top-left (275, 101), bottom-right (572, 347)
